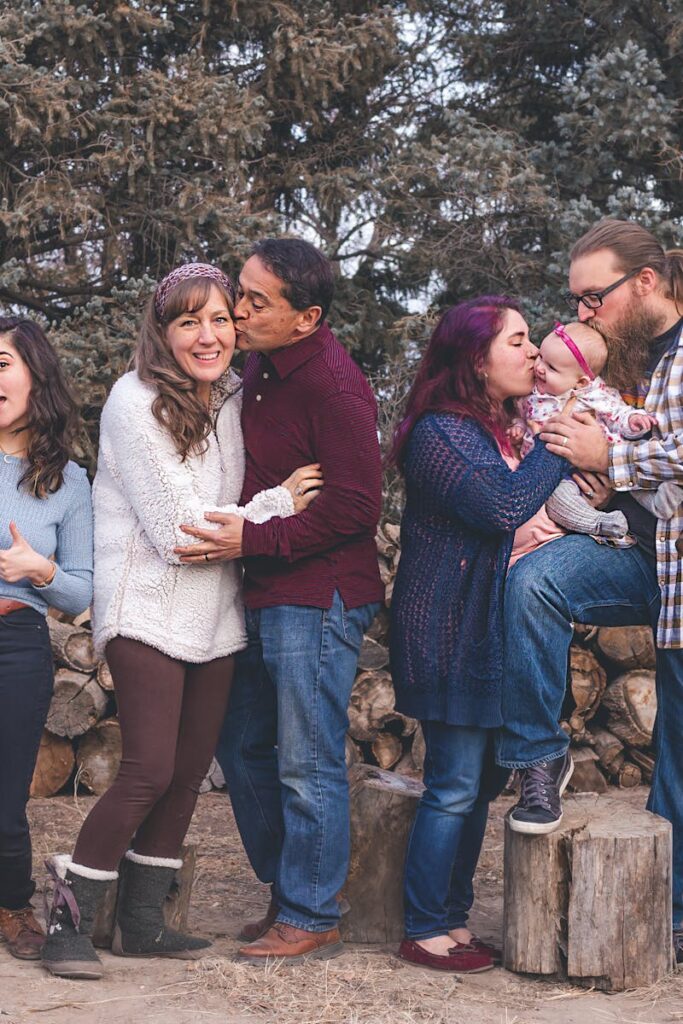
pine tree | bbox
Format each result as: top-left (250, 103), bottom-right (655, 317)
top-left (1, 1), bottom-right (681, 469)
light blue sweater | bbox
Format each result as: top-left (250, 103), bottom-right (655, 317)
top-left (0, 456), bottom-right (93, 617)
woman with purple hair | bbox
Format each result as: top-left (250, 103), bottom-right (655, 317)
top-left (42, 265), bottom-right (322, 980)
top-left (390, 297), bottom-right (568, 972)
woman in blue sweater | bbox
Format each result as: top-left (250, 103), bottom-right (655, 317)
top-left (390, 297), bottom-right (567, 973)
top-left (0, 317), bottom-right (93, 960)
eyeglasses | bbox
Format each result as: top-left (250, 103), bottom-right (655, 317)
top-left (564, 267), bottom-right (643, 312)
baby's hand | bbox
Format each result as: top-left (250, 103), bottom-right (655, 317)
top-left (627, 412), bottom-right (657, 436)
top-left (507, 421), bottom-right (525, 447)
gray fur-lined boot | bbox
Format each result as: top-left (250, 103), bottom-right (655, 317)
top-left (41, 855), bottom-right (118, 980)
top-left (111, 851), bottom-right (211, 959)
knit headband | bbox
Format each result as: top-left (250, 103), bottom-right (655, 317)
top-left (154, 263), bottom-right (234, 319)
top-left (553, 322), bottom-right (595, 381)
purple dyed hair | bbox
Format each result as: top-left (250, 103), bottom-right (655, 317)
top-left (390, 295), bottom-right (523, 469)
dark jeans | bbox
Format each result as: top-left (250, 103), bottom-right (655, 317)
top-left (497, 534), bottom-right (682, 928)
top-left (403, 721), bottom-right (509, 940)
top-left (0, 607), bottom-right (53, 910)
top-left (73, 636), bottom-right (234, 870)
top-left (216, 591), bottom-right (380, 931)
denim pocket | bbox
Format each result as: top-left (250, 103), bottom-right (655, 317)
top-left (0, 608), bottom-right (46, 632)
top-left (340, 599), bottom-right (381, 645)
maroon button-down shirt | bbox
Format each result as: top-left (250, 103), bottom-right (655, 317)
top-left (240, 322), bottom-right (384, 610)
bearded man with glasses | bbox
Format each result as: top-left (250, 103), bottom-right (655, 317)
top-left (496, 218), bottom-right (683, 963)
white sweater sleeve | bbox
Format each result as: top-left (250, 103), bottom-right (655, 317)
top-left (232, 486), bottom-right (295, 524)
top-left (99, 378), bottom-right (294, 564)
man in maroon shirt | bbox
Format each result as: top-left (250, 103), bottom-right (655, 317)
top-left (177, 238), bottom-right (383, 962)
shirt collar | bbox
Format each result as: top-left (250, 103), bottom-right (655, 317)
top-left (265, 322), bottom-right (332, 380)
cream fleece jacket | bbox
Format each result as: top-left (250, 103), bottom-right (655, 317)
top-left (92, 370), bottom-right (293, 662)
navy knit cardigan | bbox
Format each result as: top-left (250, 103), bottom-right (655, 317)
top-left (390, 412), bottom-right (567, 728)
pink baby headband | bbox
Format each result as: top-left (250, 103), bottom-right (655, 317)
top-left (553, 322), bottom-right (595, 381)
top-left (154, 263), bottom-right (234, 319)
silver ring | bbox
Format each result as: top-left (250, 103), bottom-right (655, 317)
top-left (562, 436), bottom-right (569, 447)
top-left (204, 553), bottom-right (210, 562)
top-left (586, 488), bottom-right (595, 499)
top-left (295, 486), bottom-right (303, 496)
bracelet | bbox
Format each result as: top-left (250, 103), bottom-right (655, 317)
top-left (34, 562), bottom-right (57, 589)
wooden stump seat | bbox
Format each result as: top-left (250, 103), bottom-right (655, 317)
top-left (503, 795), bottom-right (672, 991)
top-left (340, 763), bottom-right (423, 943)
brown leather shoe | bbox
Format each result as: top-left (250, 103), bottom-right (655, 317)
top-left (238, 893), bottom-right (350, 943)
top-left (237, 922), bottom-right (344, 964)
top-left (0, 905), bottom-right (45, 960)
top-left (238, 898), bottom-right (279, 942)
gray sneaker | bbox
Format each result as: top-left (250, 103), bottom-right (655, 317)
top-left (508, 752), bottom-right (574, 835)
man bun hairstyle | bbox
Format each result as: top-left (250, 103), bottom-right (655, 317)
top-left (252, 237), bottom-right (335, 324)
top-left (571, 218), bottom-right (683, 314)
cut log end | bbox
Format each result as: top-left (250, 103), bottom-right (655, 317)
top-left (504, 797), bottom-right (672, 991)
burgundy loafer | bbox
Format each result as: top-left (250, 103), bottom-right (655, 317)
top-left (397, 938), bottom-right (494, 973)
top-left (469, 935), bottom-right (502, 965)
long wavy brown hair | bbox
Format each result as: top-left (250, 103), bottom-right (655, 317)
top-left (134, 276), bottom-right (234, 459)
top-left (0, 317), bottom-right (78, 498)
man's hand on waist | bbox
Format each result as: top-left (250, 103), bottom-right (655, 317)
top-left (175, 513), bottom-right (244, 562)
top-left (540, 411), bottom-right (610, 473)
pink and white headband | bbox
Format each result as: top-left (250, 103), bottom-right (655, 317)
top-left (154, 263), bottom-right (234, 319)
top-left (553, 322), bottom-right (595, 381)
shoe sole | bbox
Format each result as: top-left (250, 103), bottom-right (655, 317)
top-left (8, 948), bottom-right (43, 961)
top-left (507, 757), bottom-right (574, 835)
top-left (42, 960), bottom-right (103, 980)
top-left (237, 940), bottom-right (345, 966)
top-left (396, 953), bottom-right (495, 974)
top-left (111, 924), bottom-right (210, 960)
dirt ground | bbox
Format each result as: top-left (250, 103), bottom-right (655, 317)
top-left (1, 788), bottom-right (680, 1024)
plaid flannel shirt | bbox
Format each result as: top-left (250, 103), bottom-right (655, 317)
top-left (609, 324), bottom-right (683, 647)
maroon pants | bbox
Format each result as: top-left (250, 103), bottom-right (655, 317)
top-left (73, 637), bottom-right (234, 870)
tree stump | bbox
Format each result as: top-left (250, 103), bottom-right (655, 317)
top-left (340, 764), bottom-right (423, 943)
top-left (596, 625), bottom-right (656, 672)
top-left (602, 670), bottom-right (657, 748)
top-left (567, 747), bottom-right (607, 794)
top-left (357, 636), bottom-right (390, 672)
top-left (30, 731), bottom-right (75, 797)
top-left (46, 668), bottom-right (108, 738)
top-left (76, 718), bottom-right (122, 795)
top-left (47, 618), bottom-right (98, 673)
top-left (92, 844), bottom-right (197, 948)
top-left (504, 796), bottom-right (672, 991)
top-left (370, 732), bottom-right (402, 770)
top-left (96, 660), bottom-right (115, 691)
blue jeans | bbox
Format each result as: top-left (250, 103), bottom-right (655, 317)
top-left (216, 591), bottom-right (380, 932)
top-left (497, 534), bottom-right (682, 928)
top-left (404, 722), bottom-right (509, 940)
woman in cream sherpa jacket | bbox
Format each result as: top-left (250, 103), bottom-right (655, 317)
top-left (91, 366), bottom-right (291, 662)
top-left (42, 265), bottom-right (322, 980)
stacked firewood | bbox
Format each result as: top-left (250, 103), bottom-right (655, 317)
top-left (345, 524), bottom-right (658, 792)
top-left (30, 613), bottom-right (120, 798)
top-left (31, 523), bottom-right (656, 798)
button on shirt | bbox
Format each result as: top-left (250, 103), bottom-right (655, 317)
top-left (239, 322), bottom-right (384, 610)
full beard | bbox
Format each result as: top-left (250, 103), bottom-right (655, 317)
top-left (592, 302), bottom-right (666, 394)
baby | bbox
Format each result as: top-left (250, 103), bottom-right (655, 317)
top-left (512, 321), bottom-right (683, 539)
